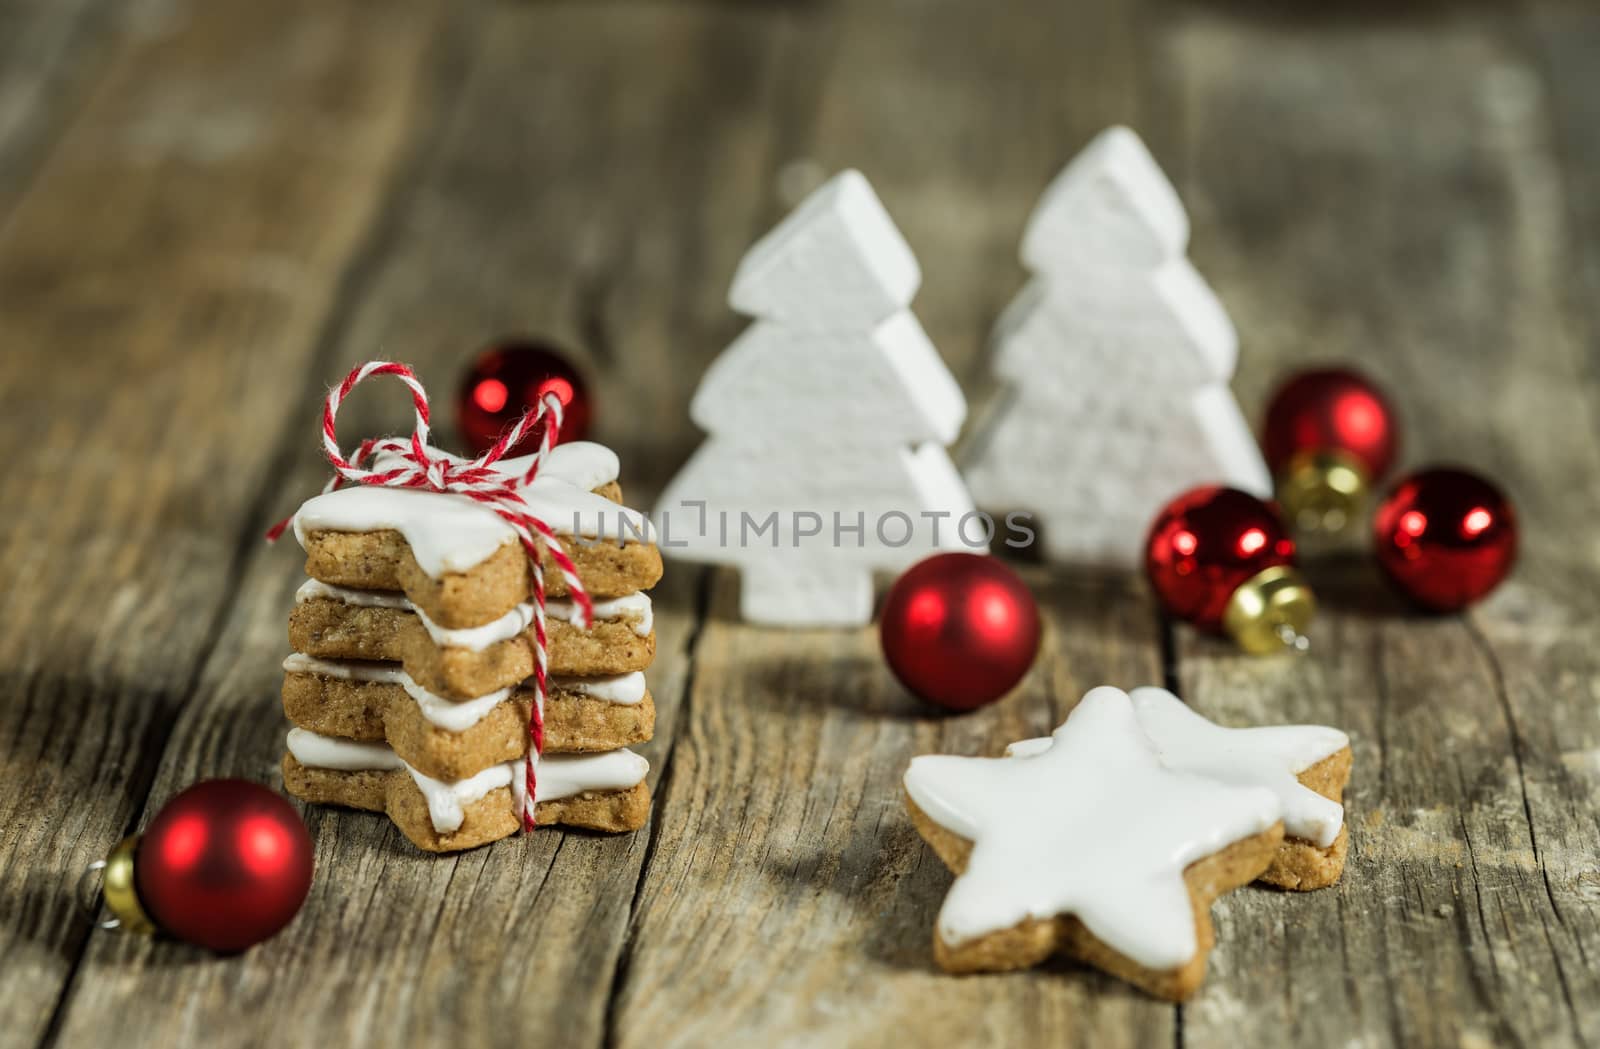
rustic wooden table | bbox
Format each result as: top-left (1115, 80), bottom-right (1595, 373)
top-left (4, 0), bottom-right (1598, 1046)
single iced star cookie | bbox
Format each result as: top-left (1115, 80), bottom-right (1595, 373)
top-left (903, 686), bottom-right (1284, 1000)
top-left (1130, 686), bottom-right (1352, 890)
top-left (1008, 688), bottom-right (1354, 890)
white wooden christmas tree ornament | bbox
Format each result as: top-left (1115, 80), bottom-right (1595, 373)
top-left (728, 168), bottom-right (921, 331)
top-left (1019, 125), bottom-right (1190, 273)
top-left (964, 126), bottom-right (1270, 570)
top-left (992, 262), bottom-right (1238, 393)
top-left (658, 170), bottom-right (977, 627)
top-left (689, 312), bottom-right (966, 445)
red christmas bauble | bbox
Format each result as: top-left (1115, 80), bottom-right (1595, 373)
top-left (1263, 368), bottom-right (1398, 481)
top-left (880, 553), bottom-right (1040, 712)
top-left (457, 339), bottom-right (590, 455)
top-left (134, 780), bottom-right (314, 952)
top-left (1145, 487), bottom-right (1314, 653)
top-left (1372, 467), bottom-right (1517, 612)
top-left (1145, 487), bottom-right (1296, 631)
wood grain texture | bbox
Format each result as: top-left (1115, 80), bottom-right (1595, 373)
top-left (611, 569), bottom-right (1175, 1049)
top-left (0, 0), bottom-right (115, 219)
top-left (0, 1), bottom-right (444, 1045)
top-left (1162, 4), bottom-right (1600, 1046)
top-left (609, 1), bottom-right (1182, 1044)
top-left (43, 3), bottom-right (779, 1047)
top-left (2, 0), bottom-right (1599, 1045)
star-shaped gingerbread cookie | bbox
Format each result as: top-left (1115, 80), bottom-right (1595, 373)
top-left (1128, 687), bottom-right (1352, 890)
top-left (903, 686), bottom-right (1284, 1000)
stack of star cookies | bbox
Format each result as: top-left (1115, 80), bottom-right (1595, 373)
top-left (278, 441), bottom-right (663, 853)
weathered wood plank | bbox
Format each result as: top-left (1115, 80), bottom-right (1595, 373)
top-left (608, 1), bottom-right (1185, 1043)
top-left (1162, 7), bottom-right (1600, 1046)
top-left (1486, 6), bottom-right (1600, 1046)
top-left (0, 2), bottom-right (447, 1045)
top-left (1528, 6), bottom-right (1600, 444)
top-left (45, 4), bottom-right (789, 1046)
top-left (0, 0), bottom-right (116, 219)
top-left (53, 518), bottom-right (703, 1049)
top-left (5, 1), bottom-right (1599, 1047)
top-left (613, 569), bottom-right (1171, 1049)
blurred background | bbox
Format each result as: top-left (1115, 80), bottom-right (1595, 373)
top-left (5, 0), bottom-right (1595, 523)
top-left (5, 4), bottom-right (1600, 1047)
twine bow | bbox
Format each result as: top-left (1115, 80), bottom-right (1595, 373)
top-left (269, 361), bottom-right (594, 830)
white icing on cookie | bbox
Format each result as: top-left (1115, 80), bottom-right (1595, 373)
top-left (285, 728), bottom-right (649, 833)
top-left (535, 748), bottom-right (650, 805)
top-left (510, 441), bottom-right (620, 492)
top-left (556, 672), bottom-right (647, 706)
top-left (303, 577), bottom-right (530, 648)
top-left (546, 592), bottom-right (653, 637)
top-left (286, 726), bottom-right (405, 771)
top-left (407, 748), bottom-right (650, 834)
top-left (999, 736), bottom-right (1052, 760)
top-left (400, 679), bottom-right (514, 734)
top-left (295, 578), bottom-right (410, 610)
top-left (394, 438), bottom-right (643, 540)
top-left (1128, 687), bottom-right (1348, 848)
top-left (299, 579), bottom-right (649, 644)
top-left (904, 686), bottom-right (1280, 970)
top-left (285, 653), bottom-right (507, 732)
top-left (293, 487), bottom-right (518, 576)
top-left (292, 440), bottom-right (653, 579)
top-left (282, 652), bottom-right (407, 685)
top-left (413, 603), bottom-right (534, 652)
top-left (381, 441), bottom-right (620, 493)
top-left (286, 652), bottom-right (645, 735)
top-left (406, 762), bottom-right (515, 833)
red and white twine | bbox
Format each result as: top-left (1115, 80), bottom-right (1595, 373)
top-left (268, 361), bottom-right (594, 831)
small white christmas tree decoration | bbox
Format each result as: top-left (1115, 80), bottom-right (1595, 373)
top-left (657, 170), bottom-right (976, 627)
top-left (1019, 126), bottom-right (1190, 272)
top-left (728, 170), bottom-right (921, 331)
top-left (964, 126), bottom-right (1270, 569)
